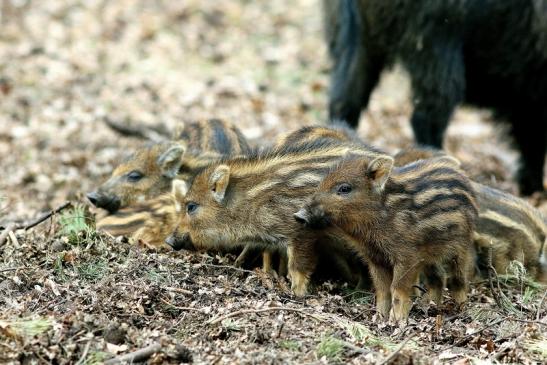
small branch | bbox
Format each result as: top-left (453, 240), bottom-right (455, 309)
top-left (0, 223), bottom-right (15, 248)
top-left (507, 318), bottom-right (547, 327)
top-left (442, 317), bottom-right (506, 351)
top-left (0, 202), bottom-right (72, 248)
top-left (207, 306), bottom-right (327, 325)
top-left (23, 201), bottom-right (72, 230)
top-left (162, 286), bottom-right (193, 295)
top-left (0, 267), bottom-right (17, 272)
top-left (340, 340), bottom-right (370, 356)
top-left (537, 290), bottom-right (547, 321)
top-left (104, 343), bottom-right (162, 365)
top-left (75, 340), bottom-right (92, 365)
top-left (8, 231), bottom-right (19, 249)
top-left (488, 244), bottom-right (505, 311)
top-left (200, 263), bottom-right (255, 274)
top-left (377, 334), bottom-right (416, 365)
top-left (159, 298), bottom-right (205, 312)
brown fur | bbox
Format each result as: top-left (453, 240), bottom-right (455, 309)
top-left (166, 140), bottom-right (388, 296)
top-left (297, 156), bottom-right (478, 324)
top-left (395, 147), bottom-right (547, 283)
top-left (96, 189), bottom-right (179, 248)
top-left (273, 123), bottom-right (364, 149)
top-left (243, 125), bottom-right (376, 283)
top-left (472, 183), bottom-right (547, 283)
top-left (88, 119), bottom-right (251, 213)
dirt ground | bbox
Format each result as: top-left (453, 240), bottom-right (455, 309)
top-left (0, 1), bottom-right (546, 364)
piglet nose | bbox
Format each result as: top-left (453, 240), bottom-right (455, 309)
top-left (294, 208), bottom-right (309, 225)
top-left (165, 232), bottom-right (194, 251)
top-left (87, 192), bottom-right (99, 206)
top-left (165, 233), bottom-right (178, 249)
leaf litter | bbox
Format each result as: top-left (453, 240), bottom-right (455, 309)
top-left (1, 0), bottom-right (546, 363)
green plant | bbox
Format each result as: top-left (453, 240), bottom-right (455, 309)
top-left (53, 254), bottom-right (68, 282)
top-left (83, 351), bottom-right (108, 365)
top-left (279, 339), bottom-right (300, 351)
top-left (77, 258), bottom-right (108, 282)
top-left (316, 335), bottom-right (344, 360)
top-left (58, 204), bottom-right (95, 245)
top-left (146, 269), bottom-right (167, 284)
top-left (0, 317), bottom-right (53, 339)
top-left (342, 288), bottom-right (375, 306)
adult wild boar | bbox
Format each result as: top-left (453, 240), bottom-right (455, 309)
top-left (324, 0), bottom-right (547, 194)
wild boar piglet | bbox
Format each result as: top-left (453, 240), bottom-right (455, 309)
top-left (165, 140), bottom-right (389, 296)
top-left (395, 147), bottom-right (547, 283)
top-left (88, 119), bottom-right (250, 213)
top-left (295, 155), bottom-right (478, 324)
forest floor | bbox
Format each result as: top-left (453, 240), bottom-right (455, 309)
top-left (0, 1), bottom-right (546, 364)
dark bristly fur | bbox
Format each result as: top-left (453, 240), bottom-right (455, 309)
top-left (167, 139), bottom-right (389, 296)
top-left (395, 147), bottom-right (547, 283)
top-left (324, 0), bottom-right (547, 194)
top-left (297, 156), bottom-right (478, 324)
top-left (87, 119), bottom-right (251, 213)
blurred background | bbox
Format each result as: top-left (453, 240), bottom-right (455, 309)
top-left (0, 0), bottom-right (524, 222)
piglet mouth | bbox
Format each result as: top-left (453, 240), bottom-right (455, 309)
top-left (86, 192), bottom-right (121, 213)
top-left (165, 232), bottom-right (195, 251)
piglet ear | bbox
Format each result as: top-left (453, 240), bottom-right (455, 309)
top-left (158, 144), bottom-right (186, 178)
top-left (209, 165), bottom-right (230, 203)
top-left (171, 180), bottom-right (188, 213)
top-left (366, 156), bottom-right (393, 192)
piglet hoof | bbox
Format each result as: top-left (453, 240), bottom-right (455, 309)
top-left (265, 268), bottom-right (279, 279)
top-left (452, 289), bottom-right (468, 309)
top-left (388, 308), bottom-right (408, 328)
top-left (234, 259), bottom-right (244, 268)
top-left (290, 271), bottom-right (309, 297)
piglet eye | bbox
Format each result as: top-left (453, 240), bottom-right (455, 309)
top-left (186, 202), bottom-right (199, 214)
top-left (337, 183), bottom-right (352, 195)
top-left (127, 170), bottom-right (143, 182)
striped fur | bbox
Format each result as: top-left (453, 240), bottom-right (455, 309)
top-left (274, 122), bottom-right (367, 149)
top-left (472, 183), bottom-right (547, 283)
top-left (96, 192), bottom-right (178, 248)
top-left (88, 119), bottom-right (251, 213)
top-left (167, 139), bottom-right (389, 296)
top-left (297, 156), bottom-right (478, 324)
top-left (395, 147), bottom-right (547, 283)
top-left (175, 118), bottom-right (250, 156)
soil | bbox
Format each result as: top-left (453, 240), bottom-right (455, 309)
top-left (1, 1), bottom-right (546, 364)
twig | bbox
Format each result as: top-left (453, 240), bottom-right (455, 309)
top-left (207, 306), bottom-right (327, 325)
top-left (507, 318), bottom-right (547, 327)
top-left (442, 317), bottom-right (506, 351)
top-left (377, 334), bottom-right (416, 365)
top-left (104, 343), bottom-right (162, 365)
top-left (341, 340), bottom-right (370, 356)
top-left (8, 231), bottom-right (19, 249)
top-left (537, 290), bottom-right (547, 321)
top-left (199, 263), bottom-right (255, 274)
top-left (488, 244), bottom-right (505, 311)
top-left (75, 340), bottom-right (92, 365)
top-left (162, 286), bottom-right (193, 295)
top-left (22, 201), bottom-right (72, 230)
top-left (0, 202), bottom-right (72, 248)
top-left (0, 267), bottom-right (17, 272)
top-left (159, 298), bottom-right (205, 312)
top-left (0, 223), bottom-right (15, 248)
